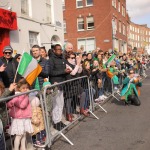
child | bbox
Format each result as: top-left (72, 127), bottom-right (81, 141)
top-left (29, 95), bottom-right (46, 146)
top-left (91, 59), bottom-right (106, 103)
top-left (107, 61), bottom-right (119, 91)
top-left (7, 79), bottom-right (33, 150)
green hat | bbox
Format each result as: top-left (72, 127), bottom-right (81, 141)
top-left (43, 78), bottom-right (51, 87)
top-left (43, 81), bottom-right (51, 87)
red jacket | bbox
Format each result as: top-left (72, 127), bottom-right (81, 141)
top-left (7, 95), bottom-right (32, 119)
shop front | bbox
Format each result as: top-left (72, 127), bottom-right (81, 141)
top-left (0, 8), bottom-right (17, 56)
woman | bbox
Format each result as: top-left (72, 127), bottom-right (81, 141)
top-left (14, 54), bottom-right (21, 63)
top-left (65, 52), bottom-right (88, 122)
top-left (40, 46), bottom-right (48, 59)
top-left (121, 69), bottom-right (142, 106)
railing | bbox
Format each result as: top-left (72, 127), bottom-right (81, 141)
top-left (0, 67), bottom-right (148, 149)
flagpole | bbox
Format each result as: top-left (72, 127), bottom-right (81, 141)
top-left (13, 49), bottom-right (25, 83)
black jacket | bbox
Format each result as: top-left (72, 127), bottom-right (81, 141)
top-left (0, 57), bottom-right (18, 87)
top-left (49, 54), bottom-right (67, 84)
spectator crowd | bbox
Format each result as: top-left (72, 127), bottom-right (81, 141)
top-left (0, 43), bottom-right (149, 149)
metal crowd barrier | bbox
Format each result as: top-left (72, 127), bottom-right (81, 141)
top-left (0, 89), bottom-right (49, 150)
top-left (0, 67), bottom-right (148, 149)
top-left (42, 76), bottom-right (102, 147)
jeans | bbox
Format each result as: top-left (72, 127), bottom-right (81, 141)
top-left (84, 87), bottom-right (95, 109)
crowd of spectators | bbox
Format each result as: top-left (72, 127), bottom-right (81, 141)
top-left (0, 43), bottom-right (149, 148)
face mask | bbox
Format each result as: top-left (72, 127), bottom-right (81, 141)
top-left (68, 58), bottom-right (76, 65)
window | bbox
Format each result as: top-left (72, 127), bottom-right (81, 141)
top-left (46, 0), bottom-right (51, 22)
top-left (112, 0), bottom-right (116, 8)
top-left (115, 18), bottom-right (117, 31)
top-left (21, 0), bottom-right (29, 15)
top-left (119, 21), bottom-right (121, 33)
top-left (123, 7), bottom-right (125, 17)
top-left (78, 38), bottom-right (95, 52)
top-left (87, 16), bottom-right (94, 30)
top-left (118, 1), bottom-right (120, 12)
top-left (123, 24), bottom-right (126, 35)
top-left (76, 0), bottom-right (83, 8)
top-left (62, 0), bottom-right (65, 10)
top-left (122, 5), bottom-right (126, 17)
top-left (63, 20), bottom-right (67, 33)
top-left (122, 5), bottom-right (124, 16)
top-left (86, 0), bottom-right (93, 6)
top-left (138, 35), bottom-right (139, 41)
top-left (29, 31), bottom-right (39, 48)
top-left (77, 17), bottom-right (84, 31)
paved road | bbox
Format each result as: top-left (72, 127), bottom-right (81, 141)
top-left (51, 71), bottom-right (150, 150)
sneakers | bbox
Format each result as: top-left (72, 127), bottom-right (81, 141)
top-left (95, 96), bottom-right (105, 104)
top-left (101, 95), bottom-right (108, 99)
top-left (114, 87), bottom-right (118, 90)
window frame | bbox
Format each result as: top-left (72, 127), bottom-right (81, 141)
top-left (63, 20), bottom-right (67, 33)
top-left (77, 37), bottom-right (96, 52)
top-left (86, 0), bottom-right (93, 6)
top-left (62, 0), bottom-right (65, 10)
top-left (77, 17), bottom-right (85, 31)
top-left (76, 0), bottom-right (83, 8)
top-left (86, 16), bottom-right (94, 30)
top-left (119, 21), bottom-right (122, 33)
top-left (29, 31), bottom-right (39, 48)
top-left (45, 0), bottom-right (51, 22)
top-left (21, 0), bottom-right (29, 16)
top-left (118, 1), bottom-right (120, 12)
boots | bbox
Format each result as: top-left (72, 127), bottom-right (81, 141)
top-left (80, 108), bottom-right (90, 117)
top-left (66, 114), bottom-right (73, 122)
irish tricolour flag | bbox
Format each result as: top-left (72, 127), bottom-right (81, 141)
top-left (17, 52), bottom-right (42, 85)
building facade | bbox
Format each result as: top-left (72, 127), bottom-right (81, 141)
top-left (63, 0), bottom-right (128, 53)
top-left (128, 22), bottom-right (150, 54)
top-left (0, 0), bottom-right (64, 56)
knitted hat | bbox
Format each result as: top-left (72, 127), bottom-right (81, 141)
top-left (3, 45), bottom-right (13, 53)
top-left (43, 78), bottom-right (51, 87)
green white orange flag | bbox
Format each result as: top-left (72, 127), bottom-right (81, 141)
top-left (17, 52), bottom-right (42, 85)
top-left (105, 54), bottom-right (116, 66)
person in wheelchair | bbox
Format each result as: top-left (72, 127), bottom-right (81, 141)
top-left (121, 69), bottom-right (142, 106)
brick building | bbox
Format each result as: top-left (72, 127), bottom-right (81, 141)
top-left (128, 22), bottom-right (150, 54)
top-left (63, 0), bottom-right (128, 53)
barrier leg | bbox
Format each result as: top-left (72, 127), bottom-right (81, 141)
top-left (88, 109), bottom-right (99, 119)
top-left (97, 104), bottom-right (107, 113)
top-left (60, 132), bottom-right (74, 146)
top-left (112, 93), bottom-right (120, 101)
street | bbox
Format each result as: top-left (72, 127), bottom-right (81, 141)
top-left (51, 70), bottom-right (150, 150)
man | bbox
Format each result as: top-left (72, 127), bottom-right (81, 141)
top-left (49, 44), bottom-right (71, 83)
top-left (31, 45), bottom-right (49, 90)
top-left (49, 44), bottom-right (71, 130)
top-left (0, 46), bottom-right (18, 87)
top-left (63, 42), bottom-right (73, 58)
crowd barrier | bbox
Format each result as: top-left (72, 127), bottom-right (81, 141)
top-left (0, 67), bottom-right (148, 149)
top-left (0, 89), bottom-right (48, 150)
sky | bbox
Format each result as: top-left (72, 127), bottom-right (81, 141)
top-left (126, 0), bottom-right (150, 27)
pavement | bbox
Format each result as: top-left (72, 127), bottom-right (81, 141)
top-left (51, 70), bottom-right (150, 150)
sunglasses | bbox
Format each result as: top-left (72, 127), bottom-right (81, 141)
top-left (4, 52), bottom-right (12, 55)
top-left (70, 57), bottom-right (75, 59)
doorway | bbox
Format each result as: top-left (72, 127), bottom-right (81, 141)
top-left (0, 29), bottom-right (10, 56)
